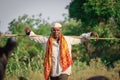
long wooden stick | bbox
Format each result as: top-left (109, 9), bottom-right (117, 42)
top-left (0, 34), bottom-right (120, 40)
top-left (71, 36), bottom-right (120, 40)
top-left (0, 34), bottom-right (26, 38)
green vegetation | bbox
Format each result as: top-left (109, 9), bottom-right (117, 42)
top-left (0, 0), bottom-right (120, 79)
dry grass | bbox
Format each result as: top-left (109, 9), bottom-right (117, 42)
top-left (69, 58), bottom-right (120, 80)
top-left (5, 70), bottom-right (44, 80)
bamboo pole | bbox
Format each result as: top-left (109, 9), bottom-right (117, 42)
top-left (0, 34), bottom-right (26, 38)
top-left (0, 34), bottom-right (120, 40)
top-left (71, 36), bottom-right (120, 40)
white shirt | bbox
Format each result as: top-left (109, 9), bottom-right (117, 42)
top-left (28, 31), bottom-right (91, 77)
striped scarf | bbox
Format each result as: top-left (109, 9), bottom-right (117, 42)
top-left (43, 34), bottom-right (73, 80)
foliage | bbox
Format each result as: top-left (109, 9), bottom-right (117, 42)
top-left (68, 0), bottom-right (120, 66)
top-left (69, 0), bottom-right (120, 26)
top-left (4, 14), bottom-right (47, 76)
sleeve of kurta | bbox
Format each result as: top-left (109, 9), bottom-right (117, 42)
top-left (27, 31), bottom-right (48, 44)
top-left (69, 32), bottom-right (92, 45)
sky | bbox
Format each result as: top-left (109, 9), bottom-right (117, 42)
top-left (0, 0), bottom-right (71, 33)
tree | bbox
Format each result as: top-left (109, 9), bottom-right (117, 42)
top-left (69, 0), bottom-right (120, 26)
top-left (68, 0), bottom-right (120, 66)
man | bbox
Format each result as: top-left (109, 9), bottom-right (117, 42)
top-left (25, 22), bottom-right (99, 80)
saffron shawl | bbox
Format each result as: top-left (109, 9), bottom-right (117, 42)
top-left (43, 34), bottom-right (73, 80)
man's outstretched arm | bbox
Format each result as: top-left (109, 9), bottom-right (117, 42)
top-left (69, 32), bottom-right (99, 45)
top-left (25, 27), bottom-right (48, 44)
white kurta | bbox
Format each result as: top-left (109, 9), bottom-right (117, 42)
top-left (28, 31), bottom-right (91, 77)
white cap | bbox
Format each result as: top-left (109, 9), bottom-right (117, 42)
top-left (51, 22), bottom-right (62, 28)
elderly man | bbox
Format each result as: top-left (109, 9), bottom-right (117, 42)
top-left (25, 22), bottom-right (99, 80)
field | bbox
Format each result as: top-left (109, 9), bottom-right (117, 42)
top-left (5, 58), bottom-right (120, 80)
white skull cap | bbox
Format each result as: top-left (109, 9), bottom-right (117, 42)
top-left (52, 22), bottom-right (62, 28)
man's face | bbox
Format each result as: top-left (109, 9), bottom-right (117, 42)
top-left (51, 27), bottom-right (62, 39)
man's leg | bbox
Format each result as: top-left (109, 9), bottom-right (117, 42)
top-left (58, 74), bottom-right (69, 80)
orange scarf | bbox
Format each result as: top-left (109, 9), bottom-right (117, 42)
top-left (43, 34), bottom-right (73, 80)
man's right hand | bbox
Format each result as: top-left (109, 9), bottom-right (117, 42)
top-left (25, 27), bottom-right (31, 35)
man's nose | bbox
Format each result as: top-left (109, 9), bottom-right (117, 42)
top-left (54, 30), bottom-right (58, 33)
